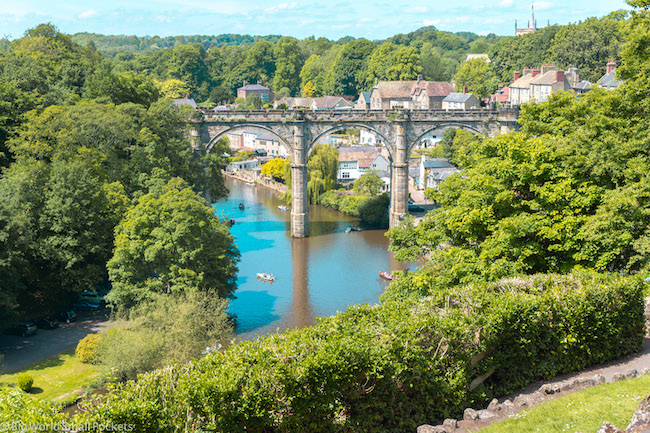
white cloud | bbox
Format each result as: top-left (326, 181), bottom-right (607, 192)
top-left (455, 16), bottom-right (471, 22)
top-left (79, 10), bottom-right (98, 19)
top-left (264, 2), bottom-right (298, 14)
top-left (535, 1), bottom-right (555, 10)
top-left (423, 19), bottom-right (440, 26)
top-left (499, 0), bottom-right (514, 6)
top-left (406, 6), bottom-right (429, 13)
top-left (359, 17), bottom-right (373, 23)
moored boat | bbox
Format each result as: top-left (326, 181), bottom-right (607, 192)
top-left (257, 272), bottom-right (276, 282)
top-left (351, 226), bottom-right (363, 231)
top-left (379, 271), bottom-right (394, 280)
top-left (278, 205), bottom-right (289, 211)
top-left (345, 226), bottom-right (352, 233)
top-left (239, 203), bottom-right (245, 210)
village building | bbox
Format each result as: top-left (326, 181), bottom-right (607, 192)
top-left (359, 130), bottom-right (383, 146)
top-left (442, 93), bottom-right (480, 110)
top-left (597, 60), bottom-right (622, 90)
top-left (411, 76), bottom-right (455, 110)
top-left (355, 92), bottom-right (372, 110)
top-left (337, 146), bottom-right (390, 183)
top-left (254, 132), bottom-right (289, 158)
top-left (273, 96), bottom-right (353, 110)
top-left (237, 81), bottom-right (273, 102)
top-left (370, 80), bottom-right (415, 109)
top-left (226, 159), bottom-right (260, 173)
top-left (172, 97), bottom-right (197, 109)
top-left (417, 156), bottom-right (459, 190)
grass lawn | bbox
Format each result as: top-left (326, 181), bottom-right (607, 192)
top-left (479, 373), bottom-right (650, 433)
top-left (0, 349), bottom-right (99, 403)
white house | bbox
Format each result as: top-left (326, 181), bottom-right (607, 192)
top-left (254, 132), bottom-right (288, 158)
top-left (226, 159), bottom-right (260, 172)
top-left (360, 130), bottom-right (383, 146)
top-left (418, 156), bottom-right (459, 190)
top-left (442, 93), bottom-right (480, 110)
top-left (337, 146), bottom-right (390, 183)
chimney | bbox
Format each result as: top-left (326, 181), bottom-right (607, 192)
top-left (417, 74), bottom-right (423, 83)
top-left (556, 70), bottom-right (564, 82)
top-left (531, 68), bottom-right (541, 77)
top-left (607, 59), bottom-right (617, 74)
top-left (243, 80), bottom-right (248, 87)
top-left (257, 80), bottom-right (262, 85)
top-left (568, 66), bottom-right (579, 87)
top-left (513, 69), bottom-right (520, 81)
top-left (463, 84), bottom-right (468, 93)
top-left (540, 64), bottom-right (556, 74)
top-left (523, 68), bottom-right (532, 76)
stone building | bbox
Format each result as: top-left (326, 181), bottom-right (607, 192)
top-left (237, 81), bottom-right (273, 102)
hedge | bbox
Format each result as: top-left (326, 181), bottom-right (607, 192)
top-left (76, 271), bottom-right (645, 432)
top-left (319, 190), bottom-right (389, 226)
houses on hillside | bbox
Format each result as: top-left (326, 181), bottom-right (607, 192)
top-left (442, 93), bottom-right (480, 111)
top-left (337, 146), bottom-right (390, 189)
top-left (367, 76), bottom-right (455, 110)
top-left (226, 129), bottom-right (288, 158)
top-left (504, 60), bottom-right (622, 106)
top-left (272, 96), bottom-right (353, 110)
top-left (417, 156), bottom-right (459, 191)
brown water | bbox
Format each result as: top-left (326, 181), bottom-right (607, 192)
top-left (214, 177), bottom-right (410, 339)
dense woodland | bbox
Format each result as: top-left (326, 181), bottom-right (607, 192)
top-left (2, 3), bottom-right (650, 429)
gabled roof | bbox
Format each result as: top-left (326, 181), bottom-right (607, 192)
top-left (411, 81), bottom-right (454, 97)
top-left (495, 87), bottom-right (510, 103)
top-left (574, 80), bottom-right (593, 90)
top-left (173, 98), bottom-right (197, 108)
top-left (530, 70), bottom-right (562, 85)
top-left (422, 158), bottom-right (456, 169)
top-left (256, 132), bottom-right (278, 142)
top-left (372, 81), bottom-right (415, 100)
top-left (339, 146), bottom-right (380, 168)
top-left (311, 96), bottom-right (354, 109)
top-left (239, 83), bottom-right (270, 91)
top-left (510, 73), bottom-right (533, 89)
top-left (358, 92), bottom-right (371, 103)
top-left (442, 93), bottom-right (476, 103)
top-left (597, 70), bottom-right (622, 88)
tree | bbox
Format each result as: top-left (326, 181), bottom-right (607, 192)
top-left (302, 80), bottom-right (316, 97)
top-left (156, 78), bottom-right (190, 99)
top-left (330, 39), bottom-right (376, 96)
top-left (261, 157), bottom-right (288, 182)
top-left (106, 178), bottom-right (239, 307)
top-left (243, 41), bottom-right (276, 85)
top-left (452, 58), bottom-right (498, 100)
top-left (353, 169), bottom-right (384, 196)
top-left (273, 37), bottom-right (302, 96)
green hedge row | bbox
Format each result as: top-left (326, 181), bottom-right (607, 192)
top-left (76, 271), bottom-right (645, 432)
top-left (319, 190), bottom-right (389, 226)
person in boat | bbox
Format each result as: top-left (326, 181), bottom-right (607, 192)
top-left (239, 203), bottom-right (245, 210)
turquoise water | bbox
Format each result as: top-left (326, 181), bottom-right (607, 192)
top-left (213, 177), bottom-right (409, 339)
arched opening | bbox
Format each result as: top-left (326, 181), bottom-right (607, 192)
top-left (205, 124), bottom-right (293, 159)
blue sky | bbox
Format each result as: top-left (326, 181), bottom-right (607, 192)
top-left (0, 0), bottom-right (630, 40)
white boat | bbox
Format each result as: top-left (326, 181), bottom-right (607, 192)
top-left (256, 272), bottom-right (276, 282)
top-left (246, 182), bottom-right (255, 186)
top-left (278, 205), bottom-right (289, 211)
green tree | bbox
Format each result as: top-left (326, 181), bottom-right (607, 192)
top-left (106, 178), bottom-right (239, 307)
top-left (273, 37), bottom-right (302, 96)
top-left (353, 169), bottom-right (384, 196)
top-left (243, 41), bottom-right (276, 85)
top-left (452, 58), bottom-right (497, 99)
top-left (302, 80), bottom-right (316, 97)
top-left (330, 39), bottom-right (376, 96)
top-left (307, 144), bottom-right (339, 203)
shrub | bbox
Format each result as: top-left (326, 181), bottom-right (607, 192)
top-left (76, 333), bottom-right (102, 363)
top-left (76, 271), bottom-right (645, 433)
top-left (16, 373), bottom-right (33, 392)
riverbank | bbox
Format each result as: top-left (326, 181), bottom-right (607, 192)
top-left (224, 170), bottom-right (288, 194)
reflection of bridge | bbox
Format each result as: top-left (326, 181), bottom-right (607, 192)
top-left (191, 109), bottom-right (519, 237)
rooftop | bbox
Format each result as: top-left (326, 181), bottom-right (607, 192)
top-left (443, 93), bottom-right (476, 103)
top-left (173, 98), bottom-right (197, 109)
top-left (372, 81), bottom-right (415, 99)
top-left (412, 81), bottom-right (454, 98)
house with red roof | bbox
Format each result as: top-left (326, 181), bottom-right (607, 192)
top-left (411, 76), bottom-right (454, 110)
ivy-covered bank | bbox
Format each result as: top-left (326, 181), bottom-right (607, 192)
top-left (44, 271), bottom-right (642, 432)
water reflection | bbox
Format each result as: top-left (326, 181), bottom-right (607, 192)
top-left (214, 177), bottom-right (410, 339)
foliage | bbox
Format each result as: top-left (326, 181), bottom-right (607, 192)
top-left (273, 37), bottom-right (302, 95)
top-left (353, 169), bottom-right (384, 196)
top-left (16, 373), bottom-right (33, 392)
top-left (77, 272), bottom-right (644, 432)
top-left (0, 387), bottom-right (67, 425)
top-left (307, 143), bottom-right (339, 203)
top-left (155, 78), bottom-right (190, 98)
top-left (319, 190), bottom-right (389, 226)
top-left (76, 333), bottom-right (102, 364)
top-left (97, 292), bottom-right (232, 382)
top-left (302, 80), bottom-right (316, 97)
top-left (453, 58), bottom-right (498, 99)
top-left (329, 39), bottom-right (376, 96)
top-left (106, 178), bottom-right (239, 307)
top-left (261, 157), bottom-right (289, 182)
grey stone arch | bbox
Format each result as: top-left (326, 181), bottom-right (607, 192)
top-left (306, 123), bottom-right (395, 162)
top-left (204, 123), bottom-right (294, 157)
top-left (408, 122), bottom-right (487, 153)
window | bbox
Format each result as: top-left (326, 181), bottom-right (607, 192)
top-left (342, 172), bottom-right (350, 179)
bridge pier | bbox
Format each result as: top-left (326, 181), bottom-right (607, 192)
top-left (389, 123), bottom-right (409, 228)
top-left (291, 125), bottom-right (309, 238)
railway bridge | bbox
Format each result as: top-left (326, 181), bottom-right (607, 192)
top-left (191, 109), bottom-right (519, 237)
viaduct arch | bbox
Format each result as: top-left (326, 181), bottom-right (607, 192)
top-left (191, 109), bottom-right (519, 237)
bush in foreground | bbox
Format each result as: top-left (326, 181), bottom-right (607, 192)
top-left (76, 333), bottom-right (102, 364)
top-left (16, 373), bottom-right (33, 393)
top-left (76, 271), bottom-right (645, 432)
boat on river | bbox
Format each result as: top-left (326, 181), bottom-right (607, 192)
top-left (246, 182), bottom-right (255, 186)
top-left (379, 271), bottom-right (394, 280)
top-left (345, 226), bottom-right (352, 233)
top-left (239, 203), bottom-right (245, 210)
top-left (257, 272), bottom-right (276, 282)
top-left (351, 226), bottom-right (363, 231)
top-left (278, 205), bottom-right (289, 211)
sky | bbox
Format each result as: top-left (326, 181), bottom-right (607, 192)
top-left (0, 0), bottom-right (631, 41)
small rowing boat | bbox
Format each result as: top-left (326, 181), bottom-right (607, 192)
top-left (379, 271), bottom-right (394, 280)
top-left (257, 272), bottom-right (276, 282)
top-left (278, 205), bottom-right (289, 211)
top-left (239, 203), bottom-right (245, 210)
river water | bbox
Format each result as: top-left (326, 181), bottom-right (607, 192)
top-left (212, 177), bottom-right (409, 339)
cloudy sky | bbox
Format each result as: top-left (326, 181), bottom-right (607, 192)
top-left (0, 0), bottom-right (630, 40)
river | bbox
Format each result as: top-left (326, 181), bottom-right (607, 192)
top-left (212, 177), bottom-right (409, 339)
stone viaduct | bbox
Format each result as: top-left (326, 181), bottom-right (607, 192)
top-left (191, 109), bottom-right (519, 237)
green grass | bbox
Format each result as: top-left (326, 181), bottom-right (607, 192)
top-left (0, 350), bottom-right (99, 403)
top-left (478, 374), bottom-right (650, 433)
